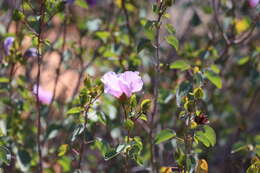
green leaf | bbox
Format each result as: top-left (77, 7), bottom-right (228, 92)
top-left (231, 142), bottom-right (248, 154)
top-left (95, 138), bottom-right (109, 157)
top-left (204, 70), bottom-right (222, 88)
top-left (104, 143), bottom-right (129, 161)
top-left (170, 60), bottom-right (191, 71)
top-left (12, 9), bottom-right (25, 21)
top-left (238, 56), bottom-right (250, 65)
top-left (128, 137), bottom-right (143, 165)
top-left (129, 95), bottom-right (137, 108)
top-left (67, 107), bottom-right (83, 115)
top-left (165, 35), bottom-right (179, 50)
top-left (154, 129), bottom-right (176, 144)
top-left (141, 99), bottom-right (151, 113)
top-left (124, 119), bottom-right (134, 130)
top-left (165, 24), bottom-right (176, 34)
top-left (95, 31), bottom-right (110, 42)
top-left (139, 114), bottom-right (148, 121)
top-left (256, 145), bottom-right (260, 157)
top-left (247, 161), bottom-right (260, 173)
top-left (210, 65), bottom-right (220, 74)
top-left (58, 144), bottom-right (69, 157)
top-left (104, 150), bottom-right (119, 161)
top-left (0, 77), bottom-right (9, 83)
top-left (70, 125), bottom-right (84, 142)
top-left (193, 87), bottom-right (204, 99)
top-left (57, 156), bottom-right (71, 172)
top-left (17, 150), bottom-right (31, 167)
top-left (137, 38), bottom-right (151, 53)
top-left (75, 0), bottom-right (88, 8)
top-left (176, 81), bottom-right (192, 106)
top-left (195, 125), bottom-right (216, 147)
top-left (0, 146), bottom-right (10, 165)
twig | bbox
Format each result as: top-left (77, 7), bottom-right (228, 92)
top-left (47, 6), bottom-right (68, 110)
top-left (77, 92), bottom-right (103, 169)
top-left (122, 103), bottom-right (130, 173)
top-left (122, 0), bottom-right (133, 42)
top-left (35, 0), bottom-right (46, 172)
top-left (77, 105), bottom-right (90, 170)
top-left (149, 2), bottom-right (166, 172)
top-left (212, 0), bottom-right (231, 45)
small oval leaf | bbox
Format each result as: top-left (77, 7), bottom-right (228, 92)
top-left (154, 129), bottom-right (176, 144)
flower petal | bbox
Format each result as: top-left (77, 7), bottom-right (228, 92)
top-left (118, 80), bottom-right (132, 97)
top-left (120, 71), bottom-right (143, 92)
top-left (101, 72), bottom-right (123, 98)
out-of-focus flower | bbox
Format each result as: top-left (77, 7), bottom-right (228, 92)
top-left (248, 0), bottom-right (259, 7)
top-left (24, 48), bottom-right (38, 58)
top-left (4, 37), bottom-right (15, 56)
top-left (86, 0), bottom-right (96, 6)
top-left (235, 18), bottom-right (250, 34)
top-left (115, 0), bottom-right (122, 7)
top-left (66, 0), bottom-right (96, 6)
top-left (33, 85), bottom-right (53, 105)
top-left (66, 0), bottom-right (75, 4)
top-left (101, 71), bottom-right (143, 98)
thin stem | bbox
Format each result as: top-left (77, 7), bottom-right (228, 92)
top-left (47, 7), bottom-right (68, 113)
top-left (78, 105), bottom-right (90, 170)
top-left (36, 0), bottom-right (45, 172)
top-left (212, 0), bottom-right (230, 45)
top-left (184, 114), bottom-right (191, 172)
top-left (77, 92), bottom-right (103, 170)
top-left (122, 0), bottom-right (133, 43)
top-left (149, 2), bottom-right (165, 172)
top-left (122, 103), bottom-right (129, 173)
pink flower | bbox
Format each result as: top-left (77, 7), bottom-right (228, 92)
top-left (101, 71), bottom-right (143, 98)
top-left (249, 0), bottom-right (259, 7)
top-left (33, 85), bottom-right (53, 105)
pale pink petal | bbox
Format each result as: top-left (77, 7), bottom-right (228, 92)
top-left (120, 71), bottom-right (143, 92)
top-left (118, 80), bottom-right (132, 97)
top-left (101, 71), bottom-right (143, 98)
top-left (101, 72), bottom-right (123, 98)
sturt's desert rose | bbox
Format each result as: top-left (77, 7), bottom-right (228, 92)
top-left (101, 71), bottom-right (143, 98)
top-left (249, 0), bottom-right (259, 7)
top-left (4, 37), bottom-right (14, 55)
top-left (33, 85), bottom-right (53, 105)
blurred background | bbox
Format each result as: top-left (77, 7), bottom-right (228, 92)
top-left (0, 0), bottom-right (259, 172)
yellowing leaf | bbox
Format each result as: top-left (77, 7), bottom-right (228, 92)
top-left (115, 0), bottom-right (122, 8)
top-left (160, 167), bottom-right (173, 173)
top-left (126, 3), bottom-right (136, 12)
top-left (195, 159), bottom-right (208, 173)
top-left (235, 18), bottom-right (250, 34)
top-left (58, 144), bottom-right (69, 157)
